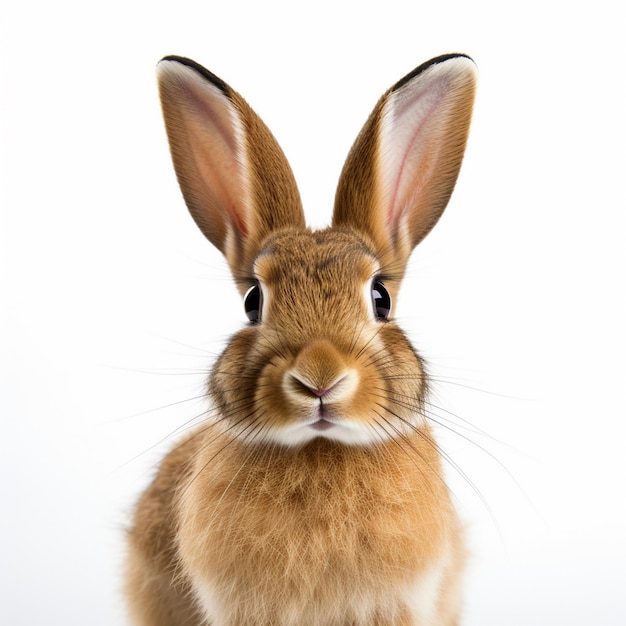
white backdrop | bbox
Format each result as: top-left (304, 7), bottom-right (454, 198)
top-left (1, 1), bottom-right (624, 624)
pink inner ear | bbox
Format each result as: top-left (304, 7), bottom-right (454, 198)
top-left (184, 79), bottom-right (250, 236)
top-left (159, 61), bottom-right (251, 243)
top-left (379, 79), bottom-right (447, 235)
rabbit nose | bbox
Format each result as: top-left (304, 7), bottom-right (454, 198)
top-left (289, 373), bottom-right (345, 399)
top-left (284, 339), bottom-right (358, 404)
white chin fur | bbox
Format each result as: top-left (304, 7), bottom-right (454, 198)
top-left (262, 420), bottom-right (387, 447)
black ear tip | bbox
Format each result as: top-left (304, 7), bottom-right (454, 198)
top-left (158, 55), bottom-right (230, 95)
top-left (392, 53), bottom-right (475, 92)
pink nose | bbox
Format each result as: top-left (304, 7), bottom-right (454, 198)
top-left (291, 376), bottom-right (338, 399)
top-left (309, 385), bottom-right (334, 398)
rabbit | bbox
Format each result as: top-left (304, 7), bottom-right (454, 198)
top-left (125, 52), bottom-right (477, 626)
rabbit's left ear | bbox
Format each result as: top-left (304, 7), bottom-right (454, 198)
top-left (333, 54), bottom-right (477, 272)
top-left (157, 57), bottom-right (305, 278)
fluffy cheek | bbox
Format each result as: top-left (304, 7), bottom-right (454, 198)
top-left (255, 354), bottom-right (308, 426)
top-left (375, 327), bottom-right (429, 431)
top-left (346, 332), bottom-right (428, 439)
top-left (210, 328), bottom-right (262, 417)
top-left (345, 353), bottom-right (383, 423)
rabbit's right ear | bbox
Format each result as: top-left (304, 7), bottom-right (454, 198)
top-left (157, 57), bottom-right (305, 278)
top-left (333, 54), bottom-right (477, 274)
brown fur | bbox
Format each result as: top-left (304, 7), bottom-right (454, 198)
top-left (126, 54), bottom-right (476, 625)
top-left (157, 59), bottom-right (305, 281)
top-left (128, 431), bottom-right (462, 625)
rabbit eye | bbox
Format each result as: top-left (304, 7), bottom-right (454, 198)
top-left (371, 280), bottom-right (391, 321)
top-left (244, 284), bottom-right (262, 323)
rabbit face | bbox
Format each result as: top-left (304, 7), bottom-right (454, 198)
top-left (210, 228), bottom-right (426, 448)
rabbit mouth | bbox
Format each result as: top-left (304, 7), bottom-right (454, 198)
top-left (287, 402), bottom-right (341, 434)
top-left (308, 404), bottom-right (337, 431)
top-left (268, 410), bottom-right (377, 446)
top-left (309, 417), bottom-right (336, 432)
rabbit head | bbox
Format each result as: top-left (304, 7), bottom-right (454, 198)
top-left (157, 54), bottom-right (476, 449)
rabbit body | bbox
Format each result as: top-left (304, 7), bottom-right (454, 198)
top-left (126, 54), bottom-right (476, 625)
top-left (128, 426), bottom-right (463, 626)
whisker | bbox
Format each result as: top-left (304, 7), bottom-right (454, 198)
top-left (422, 409), bottom-right (529, 510)
top-left (214, 368), bottom-right (259, 377)
top-left (379, 389), bottom-right (519, 493)
top-left (423, 400), bottom-right (498, 440)
top-left (429, 376), bottom-right (519, 399)
top-left (359, 348), bottom-right (397, 371)
top-left (195, 421), bottom-right (271, 533)
top-left (113, 394), bottom-right (208, 423)
top-left (366, 415), bottom-right (453, 507)
top-left (115, 406), bottom-right (214, 473)
top-left (376, 386), bottom-right (490, 440)
top-left (347, 319), bottom-right (368, 357)
top-left (180, 410), bottom-right (267, 500)
top-left (354, 321), bottom-right (388, 361)
top-left (253, 329), bottom-right (289, 363)
top-left (371, 409), bottom-right (443, 492)
top-left (368, 383), bottom-right (510, 538)
top-left (381, 403), bottom-right (500, 530)
top-left (131, 392), bottom-right (263, 475)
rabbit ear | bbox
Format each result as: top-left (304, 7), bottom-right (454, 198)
top-left (157, 57), bottom-right (305, 275)
top-left (333, 54), bottom-right (477, 271)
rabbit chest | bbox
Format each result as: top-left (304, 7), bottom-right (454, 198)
top-left (174, 432), bottom-right (460, 625)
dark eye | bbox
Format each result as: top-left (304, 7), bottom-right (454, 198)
top-left (371, 280), bottom-right (391, 321)
top-left (244, 284), bottom-right (262, 323)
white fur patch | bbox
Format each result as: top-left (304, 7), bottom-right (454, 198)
top-left (402, 549), bottom-right (450, 625)
top-left (192, 582), bottom-right (219, 624)
top-left (262, 415), bottom-right (383, 447)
